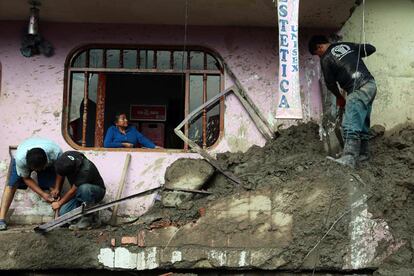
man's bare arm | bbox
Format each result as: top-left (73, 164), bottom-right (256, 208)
top-left (54, 185), bottom-right (77, 209)
top-left (50, 174), bottom-right (64, 198)
top-left (22, 177), bottom-right (53, 203)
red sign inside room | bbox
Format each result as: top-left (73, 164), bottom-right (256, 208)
top-left (130, 105), bottom-right (167, 121)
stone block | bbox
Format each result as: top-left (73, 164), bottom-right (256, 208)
top-left (114, 247), bottom-right (137, 269)
top-left (249, 248), bottom-right (286, 269)
top-left (165, 158), bottom-right (215, 189)
top-left (162, 158), bottom-right (214, 207)
top-left (136, 247), bottom-right (159, 270)
top-left (161, 191), bottom-right (192, 208)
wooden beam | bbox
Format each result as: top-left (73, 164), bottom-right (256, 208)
top-left (81, 72), bottom-right (89, 147)
top-left (223, 62), bottom-right (274, 140)
top-left (94, 73), bottom-right (106, 147)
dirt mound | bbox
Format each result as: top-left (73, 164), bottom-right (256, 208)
top-left (364, 125), bottom-right (414, 275)
top-left (216, 123), bottom-right (325, 191)
top-left (129, 122), bottom-right (414, 272)
top-left (2, 122), bottom-right (412, 272)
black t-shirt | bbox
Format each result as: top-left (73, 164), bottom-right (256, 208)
top-left (67, 153), bottom-right (105, 189)
top-left (320, 42), bottom-right (375, 95)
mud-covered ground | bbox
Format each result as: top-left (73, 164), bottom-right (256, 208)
top-left (136, 122), bottom-right (414, 273)
top-left (0, 122), bottom-right (413, 273)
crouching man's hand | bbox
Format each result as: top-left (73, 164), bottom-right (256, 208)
top-left (51, 201), bottom-right (62, 211)
top-left (41, 192), bottom-right (55, 203)
top-left (50, 187), bottom-right (60, 199)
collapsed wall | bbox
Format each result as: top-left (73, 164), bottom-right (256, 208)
top-left (0, 123), bottom-right (413, 274)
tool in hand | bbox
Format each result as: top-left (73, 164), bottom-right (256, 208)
top-left (53, 196), bottom-right (60, 219)
top-left (34, 187), bottom-right (211, 233)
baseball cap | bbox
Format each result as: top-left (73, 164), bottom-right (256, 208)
top-left (54, 151), bottom-right (84, 176)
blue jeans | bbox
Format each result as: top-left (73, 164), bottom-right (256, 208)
top-left (8, 158), bottom-right (56, 190)
top-left (59, 184), bottom-right (105, 216)
top-left (342, 80), bottom-right (377, 141)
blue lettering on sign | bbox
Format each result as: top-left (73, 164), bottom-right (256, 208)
top-left (280, 48), bottom-right (289, 62)
top-left (279, 19), bottom-right (288, 32)
top-left (281, 63), bottom-right (287, 77)
top-left (280, 34), bottom-right (288, 47)
top-left (280, 79), bottom-right (289, 93)
top-left (278, 95), bottom-right (290, 108)
top-left (290, 22), bottom-right (299, 76)
top-left (278, 4), bottom-right (288, 17)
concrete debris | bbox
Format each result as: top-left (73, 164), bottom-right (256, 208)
top-left (1, 123), bottom-right (414, 274)
top-left (162, 159), bottom-right (214, 207)
top-left (142, 122), bottom-right (414, 272)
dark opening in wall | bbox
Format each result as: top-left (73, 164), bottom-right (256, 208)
top-left (63, 46), bottom-right (224, 151)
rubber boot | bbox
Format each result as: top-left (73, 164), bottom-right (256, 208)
top-left (327, 139), bottom-right (360, 169)
top-left (92, 211), bottom-right (101, 228)
top-left (69, 215), bottom-right (93, 230)
top-left (0, 219), bottom-right (7, 231)
top-left (359, 140), bottom-right (369, 162)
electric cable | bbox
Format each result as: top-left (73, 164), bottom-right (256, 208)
top-left (308, 1), bottom-right (368, 273)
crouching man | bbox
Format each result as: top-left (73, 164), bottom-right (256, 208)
top-left (52, 151), bottom-right (105, 230)
top-left (0, 138), bottom-right (63, 231)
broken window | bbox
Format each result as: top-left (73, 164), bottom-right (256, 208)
top-left (64, 46), bottom-right (224, 150)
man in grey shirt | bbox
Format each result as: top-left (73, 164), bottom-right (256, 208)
top-left (0, 138), bottom-right (63, 230)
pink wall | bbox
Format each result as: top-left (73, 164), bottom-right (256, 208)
top-left (0, 21), bottom-right (323, 217)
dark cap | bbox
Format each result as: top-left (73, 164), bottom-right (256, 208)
top-left (54, 151), bottom-right (84, 176)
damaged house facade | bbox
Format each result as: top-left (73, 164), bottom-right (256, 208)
top-left (0, 0), bottom-right (413, 273)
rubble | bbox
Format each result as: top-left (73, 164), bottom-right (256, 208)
top-left (161, 159), bottom-right (215, 207)
top-left (135, 122), bottom-right (414, 272)
top-left (0, 122), bottom-right (413, 273)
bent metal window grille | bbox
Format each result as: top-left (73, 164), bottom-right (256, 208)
top-left (63, 46), bottom-right (224, 150)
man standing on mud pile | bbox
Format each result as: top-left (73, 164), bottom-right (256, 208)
top-left (308, 35), bottom-right (377, 168)
top-left (52, 151), bottom-right (105, 230)
top-left (0, 138), bottom-right (63, 231)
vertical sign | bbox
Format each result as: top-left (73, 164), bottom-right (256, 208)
top-left (276, 0), bottom-right (303, 119)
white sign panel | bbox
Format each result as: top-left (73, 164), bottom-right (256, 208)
top-left (276, 0), bottom-right (303, 119)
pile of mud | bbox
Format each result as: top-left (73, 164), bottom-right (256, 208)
top-left (129, 122), bottom-right (414, 273)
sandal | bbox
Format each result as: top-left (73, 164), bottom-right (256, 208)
top-left (0, 219), bottom-right (7, 231)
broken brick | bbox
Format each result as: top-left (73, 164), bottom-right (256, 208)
top-left (150, 218), bottom-right (172, 229)
top-left (137, 230), bottom-right (145, 247)
top-left (198, 207), bottom-right (206, 217)
top-left (95, 232), bottom-right (108, 244)
top-left (121, 236), bottom-right (138, 245)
